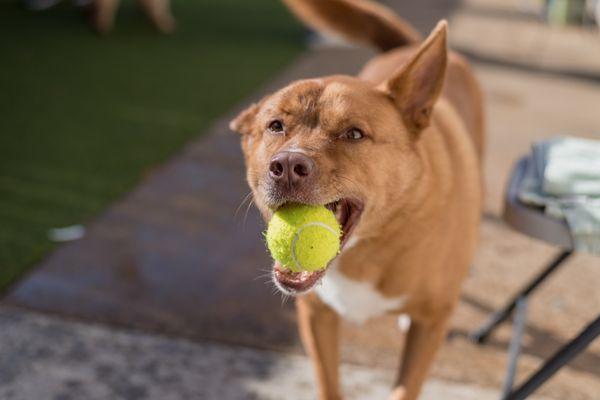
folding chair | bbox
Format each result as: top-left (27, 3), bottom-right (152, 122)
top-left (470, 156), bottom-right (600, 400)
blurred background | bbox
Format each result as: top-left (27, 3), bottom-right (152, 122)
top-left (0, 0), bottom-right (599, 399)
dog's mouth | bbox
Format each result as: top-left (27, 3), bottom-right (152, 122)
top-left (273, 198), bottom-right (363, 295)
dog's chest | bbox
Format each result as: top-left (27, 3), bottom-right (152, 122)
top-left (315, 262), bottom-right (407, 324)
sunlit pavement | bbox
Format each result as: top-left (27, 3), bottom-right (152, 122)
top-left (1, 307), bottom-right (543, 400)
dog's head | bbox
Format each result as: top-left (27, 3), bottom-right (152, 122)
top-left (230, 23), bottom-right (447, 295)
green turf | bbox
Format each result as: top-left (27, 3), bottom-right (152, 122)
top-left (0, 0), bottom-right (303, 290)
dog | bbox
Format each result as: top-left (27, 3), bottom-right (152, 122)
top-left (92, 0), bottom-right (175, 34)
top-left (230, 0), bottom-right (484, 399)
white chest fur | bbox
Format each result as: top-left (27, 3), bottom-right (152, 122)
top-left (315, 261), bottom-right (407, 324)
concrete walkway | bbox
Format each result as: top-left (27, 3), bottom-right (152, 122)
top-left (0, 306), bottom-right (528, 400)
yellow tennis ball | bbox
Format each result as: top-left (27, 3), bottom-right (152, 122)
top-left (266, 203), bottom-right (341, 272)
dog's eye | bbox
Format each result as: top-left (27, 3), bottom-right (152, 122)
top-left (267, 120), bottom-right (285, 134)
top-left (340, 127), bottom-right (364, 141)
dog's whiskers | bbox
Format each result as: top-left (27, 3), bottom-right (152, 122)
top-left (253, 273), bottom-right (271, 281)
top-left (280, 292), bottom-right (292, 306)
top-left (234, 191), bottom-right (254, 223)
top-left (242, 197), bottom-right (256, 230)
top-left (254, 271), bottom-right (274, 282)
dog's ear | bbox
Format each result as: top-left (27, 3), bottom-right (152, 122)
top-left (381, 20), bottom-right (447, 134)
top-left (229, 103), bottom-right (260, 135)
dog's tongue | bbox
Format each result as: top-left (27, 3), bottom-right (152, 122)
top-left (273, 262), bottom-right (325, 292)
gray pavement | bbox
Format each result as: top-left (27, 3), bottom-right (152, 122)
top-left (0, 306), bottom-right (517, 400)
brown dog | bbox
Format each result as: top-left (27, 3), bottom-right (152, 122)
top-left (230, 0), bottom-right (484, 399)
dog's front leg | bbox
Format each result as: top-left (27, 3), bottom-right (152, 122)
top-left (296, 293), bottom-right (342, 400)
top-left (389, 314), bottom-right (451, 400)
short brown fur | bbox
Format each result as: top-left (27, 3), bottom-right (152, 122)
top-left (231, 1), bottom-right (484, 399)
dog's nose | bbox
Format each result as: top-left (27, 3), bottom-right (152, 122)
top-left (269, 151), bottom-right (315, 186)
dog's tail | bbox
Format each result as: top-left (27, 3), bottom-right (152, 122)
top-left (282, 0), bottom-right (421, 52)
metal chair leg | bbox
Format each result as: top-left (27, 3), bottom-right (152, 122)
top-left (470, 250), bottom-right (572, 344)
top-left (500, 297), bottom-right (528, 400)
top-left (505, 315), bottom-right (600, 400)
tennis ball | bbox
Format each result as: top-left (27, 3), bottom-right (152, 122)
top-left (266, 203), bottom-right (341, 272)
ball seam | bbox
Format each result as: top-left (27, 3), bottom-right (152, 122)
top-left (291, 222), bottom-right (338, 270)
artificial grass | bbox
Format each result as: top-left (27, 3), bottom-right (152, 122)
top-left (0, 0), bottom-right (304, 290)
